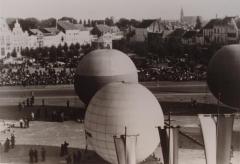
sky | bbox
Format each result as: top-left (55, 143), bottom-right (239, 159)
top-left (0, 0), bottom-right (240, 21)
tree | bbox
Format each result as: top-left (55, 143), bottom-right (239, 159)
top-left (57, 44), bottom-right (63, 57)
top-left (63, 43), bottom-right (68, 53)
top-left (91, 20), bottom-right (95, 26)
top-left (83, 20), bottom-right (86, 26)
top-left (11, 49), bottom-right (17, 58)
top-left (88, 19), bottom-right (91, 26)
top-left (69, 43), bottom-right (75, 50)
top-left (8, 18), bottom-right (40, 31)
top-left (49, 46), bottom-right (57, 62)
top-left (22, 18), bottom-right (40, 31)
top-left (116, 18), bottom-right (130, 28)
top-left (79, 19), bottom-right (82, 24)
top-left (130, 19), bottom-right (140, 27)
top-left (75, 43), bottom-right (81, 50)
top-left (195, 16), bottom-right (202, 30)
top-left (105, 17), bottom-right (114, 26)
top-left (39, 18), bottom-right (56, 28)
top-left (59, 17), bottom-right (77, 24)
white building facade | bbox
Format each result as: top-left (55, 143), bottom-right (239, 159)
top-left (0, 18), bottom-right (12, 59)
top-left (0, 18), bottom-right (93, 59)
top-left (12, 20), bottom-right (29, 55)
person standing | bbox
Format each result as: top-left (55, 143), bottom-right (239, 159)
top-left (60, 144), bottom-right (64, 157)
top-left (10, 134), bottom-right (15, 148)
top-left (42, 99), bottom-right (45, 107)
top-left (31, 112), bottom-right (35, 121)
top-left (33, 149), bottom-right (38, 162)
top-left (66, 100), bottom-right (70, 108)
top-left (31, 95), bottom-right (35, 106)
top-left (4, 138), bottom-right (10, 152)
top-left (60, 112), bottom-right (64, 122)
top-left (27, 98), bottom-right (30, 107)
top-left (19, 118), bottom-right (24, 128)
top-left (77, 150), bottom-right (82, 163)
top-left (26, 118), bottom-right (30, 128)
top-left (29, 148), bottom-right (34, 163)
top-left (22, 101), bottom-right (26, 109)
top-left (18, 102), bottom-right (22, 111)
top-left (73, 152), bottom-right (77, 164)
top-left (63, 141), bottom-right (69, 155)
top-left (41, 147), bottom-right (46, 161)
top-left (66, 155), bottom-right (72, 164)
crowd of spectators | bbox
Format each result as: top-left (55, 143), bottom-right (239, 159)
top-left (138, 66), bottom-right (206, 81)
top-left (0, 56), bottom-right (207, 86)
top-left (0, 64), bottom-right (75, 86)
top-left (137, 57), bottom-right (207, 81)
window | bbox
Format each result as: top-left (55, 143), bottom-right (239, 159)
top-left (1, 48), bottom-right (5, 56)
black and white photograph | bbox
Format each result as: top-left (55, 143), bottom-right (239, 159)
top-left (0, 0), bottom-right (240, 163)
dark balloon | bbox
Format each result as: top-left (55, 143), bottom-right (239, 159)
top-left (74, 49), bottom-right (138, 105)
top-left (207, 44), bottom-right (240, 108)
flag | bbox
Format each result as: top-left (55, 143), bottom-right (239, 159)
top-left (126, 136), bottom-right (137, 164)
top-left (158, 127), bottom-right (169, 164)
top-left (114, 135), bottom-right (137, 164)
top-left (199, 114), bottom-right (216, 164)
top-left (217, 114), bottom-right (234, 164)
top-left (169, 127), bottom-right (179, 164)
top-left (114, 135), bottom-right (126, 164)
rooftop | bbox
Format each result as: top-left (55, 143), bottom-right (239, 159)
top-left (44, 27), bottom-right (60, 34)
top-left (95, 24), bottom-right (111, 33)
top-left (57, 20), bottom-right (78, 30)
top-left (136, 19), bottom-right (157, 28)
top-left (203, 16), bottom-right (240, 29)
top-left (182, 30), bottom-right (198, 39)
top-left (74, 24), bottom-right (86, 31)
top-left (167, 28), bottom-right (186, 38)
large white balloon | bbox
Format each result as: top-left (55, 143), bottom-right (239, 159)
top-left (84, 82), bottom-right (164, 164)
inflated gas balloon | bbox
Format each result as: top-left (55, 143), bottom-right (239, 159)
top-left (207, 44), bottom-right (240, 108)
top-left (85, 82), bottom-right (164, 164)
top-left (74, 49), bottom-right (138, 105)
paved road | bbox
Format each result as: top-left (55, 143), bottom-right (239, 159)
top-left (0, 81), bottom-right (216, 106)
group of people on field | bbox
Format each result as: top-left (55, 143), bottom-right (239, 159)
top-left (29, 147), bottom-right (46, 163)
top-left (3, 134), bottom-right (15, 153)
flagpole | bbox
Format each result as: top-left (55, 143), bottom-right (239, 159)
top-left (168, 112), bottom-right (171, 164)
top-left (124, 126), bottom-right (127, 164)
top-left (113, 135), bottom-right (120, 164)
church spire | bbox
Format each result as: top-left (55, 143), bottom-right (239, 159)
top-left (180, 8), bottom-right (184, 22)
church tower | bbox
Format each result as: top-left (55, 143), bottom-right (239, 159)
top-left (180, 8), bottom-right (184, 22)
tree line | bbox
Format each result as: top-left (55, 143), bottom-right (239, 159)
top-left (6, 17), bottom-right (142, 32)
top-left (20, 43), bottom-right (93, 66)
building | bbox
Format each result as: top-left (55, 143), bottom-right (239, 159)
top-left (203, 16), bottom-right (240, 45)
top-left (11, 20), bottom-right (29, 56)
top-left (196, 30), bottom-right (204, 45)
top-left (131, 19), bottom-right (156, 42)
top-left (182, 30), bottom-right (197, 45)
top-left (131, 19), bottom-right (177, 42)
top-left (40, 28), bottom-right (65, 47)
top-left (28, 29), bottom-right (44, 48)
top-left (57, 20), bottom-right (91, 46)
top-left (0, 18), bottom-right (93, 59)
top-left (92, 33), bottom-right (112, 49)
top-left (180, 8), bottom-right (201, 26)
top-left (91, 24), bottom-right (121, 37)
top-left (0, 17), bottom-right (12, 59)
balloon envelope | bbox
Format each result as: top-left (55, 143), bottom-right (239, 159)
top-left (84, 82), bottom-right (164, 164)
top-left (74, 49), bottom-right (138, 105)
top-left (207, 44), bottom-right (240, 108)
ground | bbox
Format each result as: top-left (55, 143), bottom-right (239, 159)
top-left (0, 81), bottom-right (240, 164)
